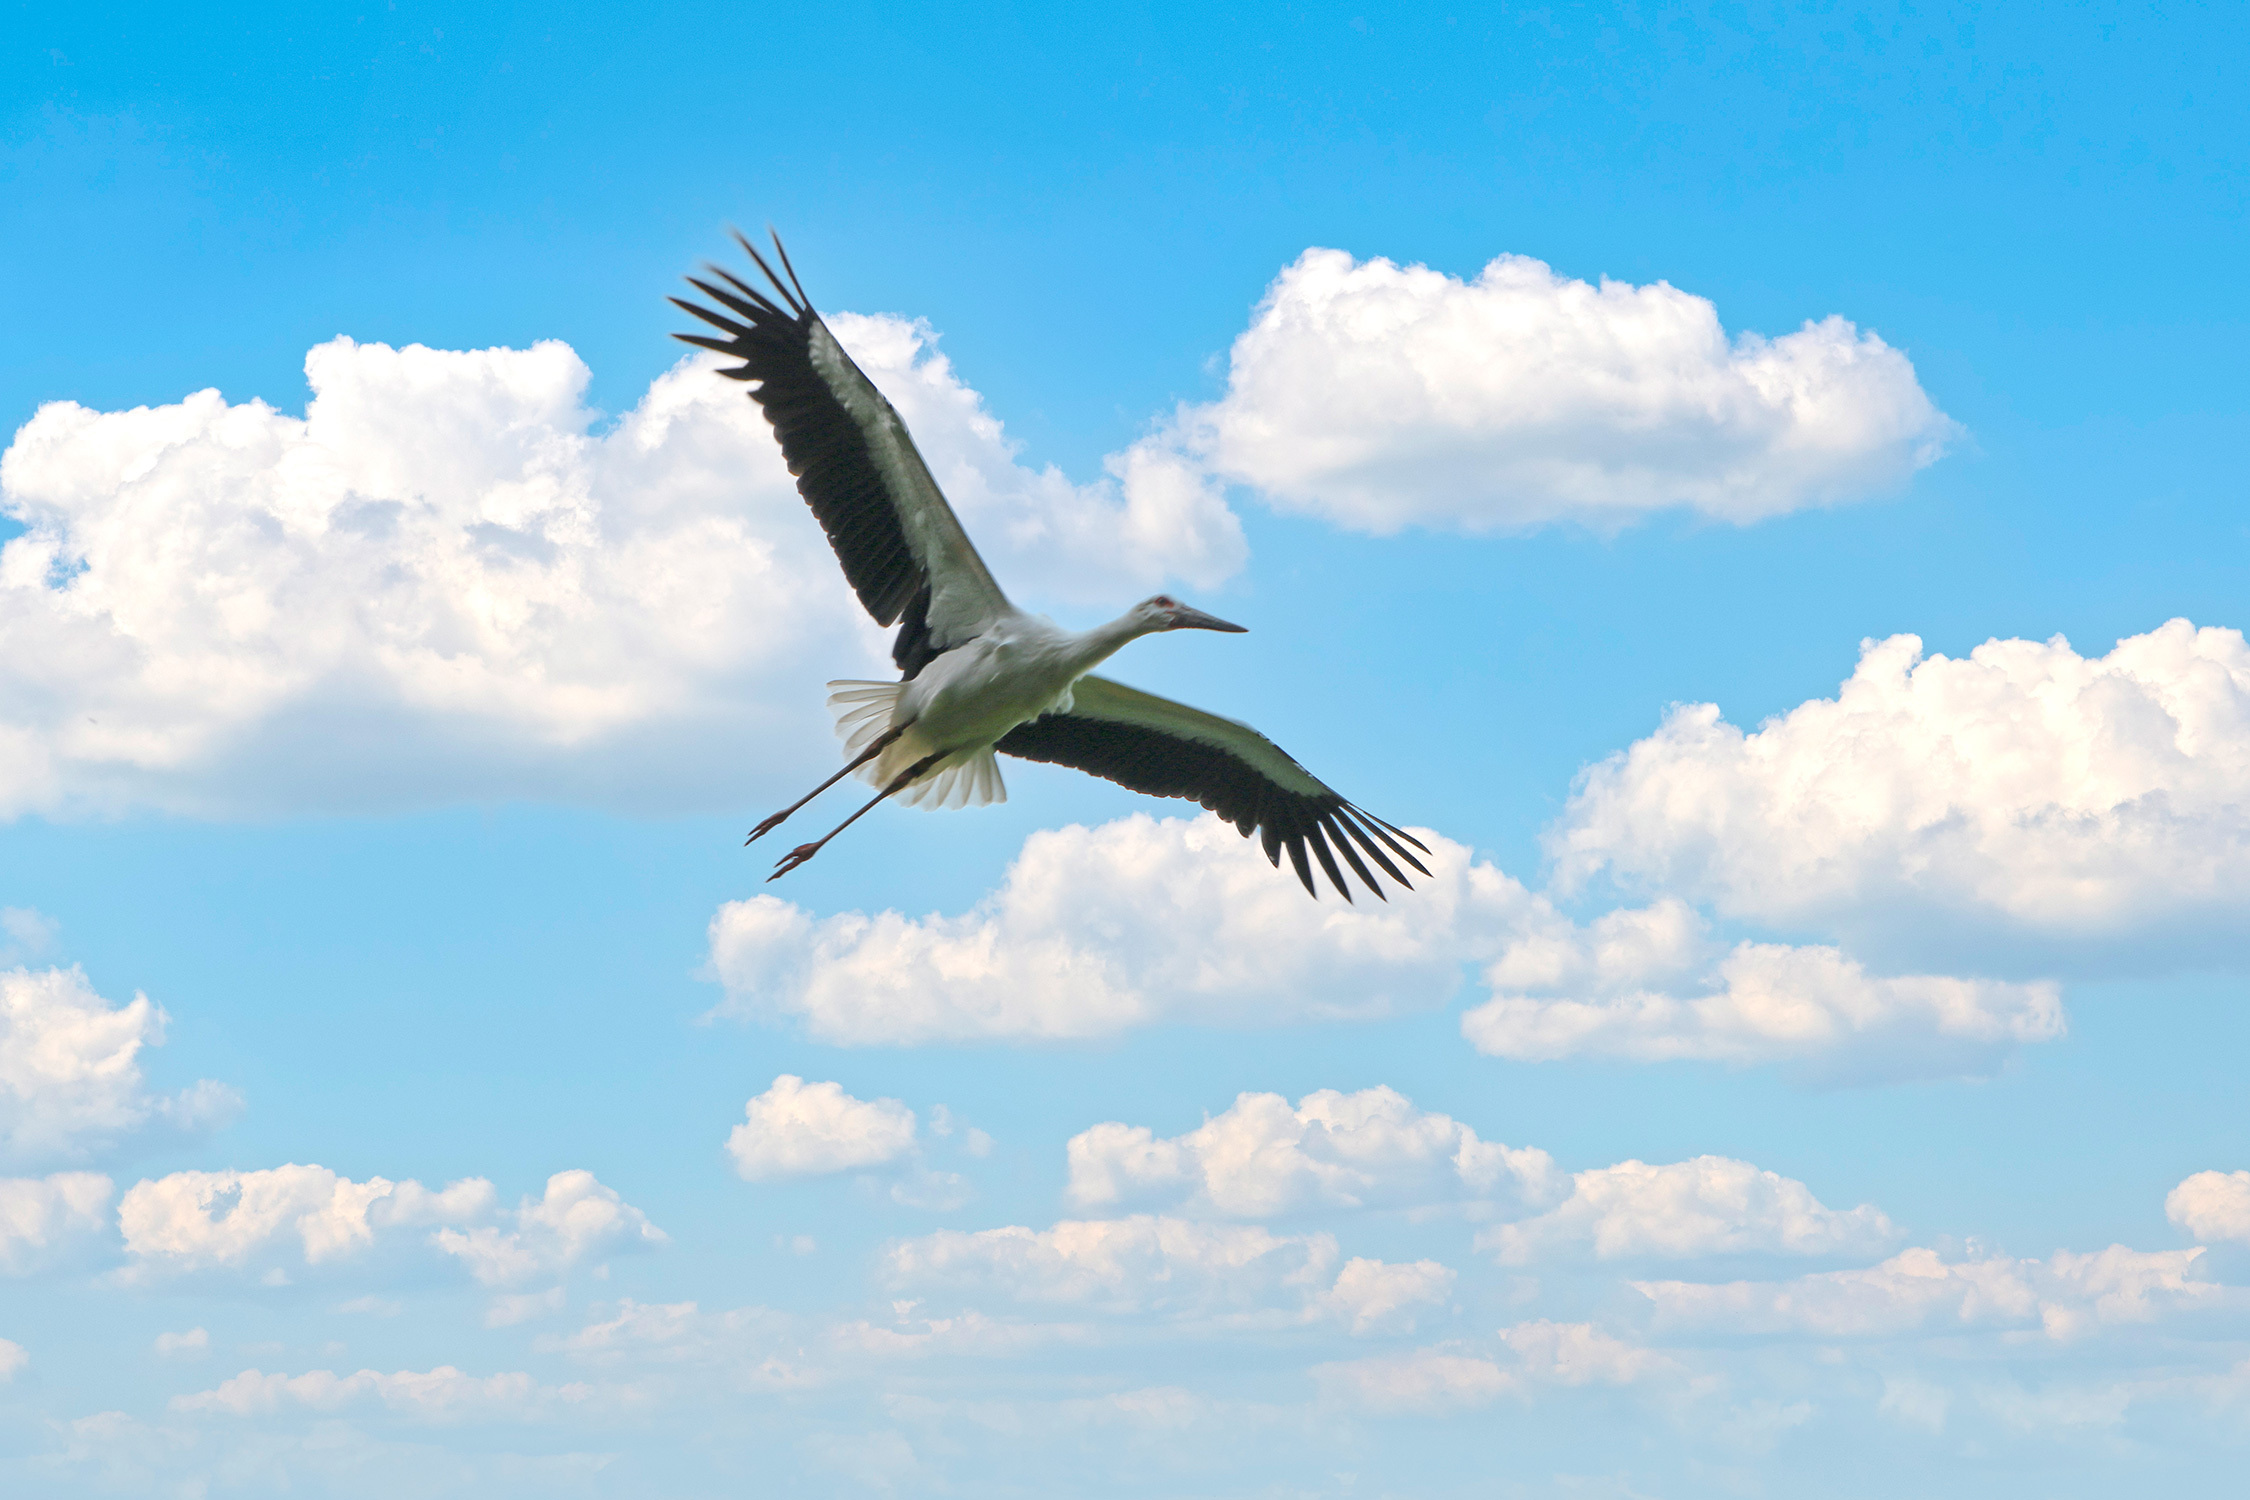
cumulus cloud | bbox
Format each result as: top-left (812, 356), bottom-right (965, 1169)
top-left (115, 1163), bottom-right (656, 1288)
top-left (1460, 900), bottom-right (2062, 1082)
top-left (2167, 1171), bottom-right (2250, 1246)
top-left (1065, 1086), bottom-right (1559, 1217)
top-left (0, 1170), bottom-right (112, 1274)
top-left (431, 1170), bottom-right (666, 1288)
top-left (728, 1075), bottom-right (918, 1180)
top-left (118, 1164), bottom-right (493, 1278)
top-left (884, 1215), bottom-right (1450, 1334)
top-left (1180, 247), bottom-right (1954, 533)
top-left (1552, 620), bottom-right (2250, 956)
top-left (172, 1364), bottom-right (620, 1423)
top-left (1636, 1244), bottom-right (2226, 1342)
top-left (709, 813), bottom-right (2063, 1082)
top-left (707, 814), bottom-right (1519, 1044)
top-left (153, 1327), bottom-right (209, 1359)
top-left (0, 321), bottom-right (1239, 820)
top-left (1479, 1155), bottom-right (1898, 1265)
top-left (1, 965), bottom-right (239, 1166)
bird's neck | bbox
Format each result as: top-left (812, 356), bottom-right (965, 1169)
top-left (1064, 613), bottom-right (1158, 676)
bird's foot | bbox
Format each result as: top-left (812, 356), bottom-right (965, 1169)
top-left (767, 842), bottom-right (822, 882)
top-left (745, 809), bottom-right (790, 845)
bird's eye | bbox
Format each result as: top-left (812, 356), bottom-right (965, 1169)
top-left (1153, 595), bottom-right (1176, 608)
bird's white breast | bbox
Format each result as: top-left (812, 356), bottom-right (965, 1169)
top-left (897, 614), bottom-right (1084, 750)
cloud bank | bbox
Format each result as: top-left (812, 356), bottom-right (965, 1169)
top-left (709, 814), bottom-right (2064, 1080)
top-left (1552, 620), bottom-right (2250, 957)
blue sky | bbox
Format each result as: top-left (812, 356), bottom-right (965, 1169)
top-left (5, 2), bottom-right (2249, 1494)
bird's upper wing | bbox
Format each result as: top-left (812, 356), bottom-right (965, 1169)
top-left (994, 674), bottom-right (1431, 900)
top-left (673, 234), bottom-right (1013, 678)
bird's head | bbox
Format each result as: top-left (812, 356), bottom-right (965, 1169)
top-left (1135, 594), bottom-right (1249, 634)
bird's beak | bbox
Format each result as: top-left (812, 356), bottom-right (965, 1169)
top-left (1171, 606), bottom-right (1248, 633)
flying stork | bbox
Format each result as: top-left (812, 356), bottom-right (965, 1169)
top-left (672, 232), bottom-right (1429, 900)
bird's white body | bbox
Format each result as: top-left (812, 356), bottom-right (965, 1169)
top-left (830, 609), bottom-right (1150, 808)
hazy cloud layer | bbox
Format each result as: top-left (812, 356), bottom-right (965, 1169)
top-left (0, 965), bottom-right (238, 1166)
top-left (0, 321), bottom-right (1238, 820)
top-left (1552, 620), bottom-right (2250, 956)
top-left (1636, 1244), bottom-right (2226, 1342)
top-left (0, 1171), bottom-right (112, 1274)
top-left (1183, 247), bottom-right (1955, 533)
top-left (1480, 1155), bottom-right (1899, 1265)
top-left (884, 1214), bottom-right (1452, 1334)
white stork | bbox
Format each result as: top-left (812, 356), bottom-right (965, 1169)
top-left (673, 232), bottom-right (1429, 899)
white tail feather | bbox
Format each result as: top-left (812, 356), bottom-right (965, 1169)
top-left (824, 680), bottom-right (1007, 810)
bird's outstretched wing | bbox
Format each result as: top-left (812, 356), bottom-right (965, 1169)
top-left (673, 232), bottom-right (1013, 678)
top-left (995, 675), bottom-right (1430, 900)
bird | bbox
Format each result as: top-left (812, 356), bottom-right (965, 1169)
top-left (671, 231), bottom-right (1430, 900)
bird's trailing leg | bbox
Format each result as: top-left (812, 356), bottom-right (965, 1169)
top-left (746, 727), bottom-right (906, 845)
top-left (767, 749), bottom-right (948, 882)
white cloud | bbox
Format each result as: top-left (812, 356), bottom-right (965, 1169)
top-left (118, 1165), bottom-right (492, 1275)
top-left (1065, 1085), bottom-right (1558, 1217)
top-left (1461, 903), bottom-right (2062, 1082)
top-left (727, 1074), bottom-right (919, 1180)
top-left (153, 1326), bottom-right (209, 1358)
top-left (1498, 1319), bottom-right (1673, 1387)
top-left (0, 1170), bottom-right (112, 1273)
top-left (0, 1336), bottom-right (24, 1379)
top-left (2167, 1170), bottom-right (2250, 1245)
top-left (0, 322), bottom-right (1238, 821)
top-left (883, 1214), bottom-right (1449, 1333)
top-left (1480, 1155), bottom-right (1898, 1265)
top-left (0, 906), bottom-right (57, 960)
top-left (1180, 247), bottom-right (1954, 534)
top-left (0, 964), bottom-right (238, 1165)
top-left (708, 813), bottom-right (1536, 1044)
top-left (432, 1170), bottom-right (665, 1287)
top-left (1551, 620), bottom-right (2250, 951)
top-left (115, 1163), bottom-right (654, 1286)
top-left (1636, 1244), bottom-right (2226, 1341)
top-left (171, 1364), bottom-right (621, 1423)
top-left (1312, 1347), bottom-right (1516, 1413)
top-left (708, 815), bottom-right (2063, 1082)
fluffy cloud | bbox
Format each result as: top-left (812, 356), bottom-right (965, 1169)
top-left (118, 1164), bottom-right (493, 1277)
top-left (0, 1170), bottom-right (112, 1274)
top-left (1551, 621), bottom-right (2250, 953)
top-left (431, 1171), bottom-right (667, 1287)
top-left (709, 814), bottom-right (2063, 1082)
top-left (1480, 1155), bottom-right (1898, 1265)
top-left (115, 1163), bottom-right (657, 1287)
top-left (884, 1215), bottom-right (1450, 1334)
top-left (1065, 1086), bottom-right (1559, 1217)
top-left (1, 965), bottom-right (238, 1165)
top-left (727, 1075), bottom-right (918, 1180)
top-left (0, 1337), bottom-right (23, 1379)
top-left (1180, 247), bottom-right (1954, 533)
top-left (707, 814), bottom-right (1520, 1044)
top-left (0, 320), bottom-right (1238, 820)
top-left (1636, 1244), bottom-right (2226, 1341)
top-left (1460, 901), bottom-right (2062, 1082)
top-left (172, 1364), bottom-right (620, 1423)
top-left (2166, 1170), bottom-right (2250, 1245)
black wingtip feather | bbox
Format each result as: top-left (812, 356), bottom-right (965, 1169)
top-left (768, 228), bottom-right (815, 311)
top-left (1285, 837), bottom-right (1318, 897)
top-left (1305, 822), bottom-right (1354, 902)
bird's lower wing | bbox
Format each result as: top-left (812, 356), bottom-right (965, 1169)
top-left (993, 675), bottom-right (1429, 900)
